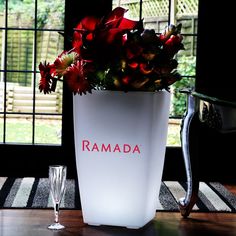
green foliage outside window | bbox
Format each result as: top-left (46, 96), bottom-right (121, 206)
top-left (171, 55), bottom-right (196, 116)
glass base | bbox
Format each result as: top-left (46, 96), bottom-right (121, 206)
top-left (48, 222), bottom-right (65, 230)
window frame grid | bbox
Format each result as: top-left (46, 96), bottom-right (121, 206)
top-left (0, 0), bottom-right (64, 144)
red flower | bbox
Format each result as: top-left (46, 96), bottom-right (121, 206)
top-left (163, 34), bottom-right (184, 58)
top-left (65, 61), bottom-right (93, 95)
top-left (54, 51), bottom-right (78, 78)
top-left (38, 61), bottom-right (56, 94)
top-left (72, 16), bottom-right (100, 53)
top-left (38, 7), bottom-right (184, 95)
top-left (72, 7), bottom-right (141, 64)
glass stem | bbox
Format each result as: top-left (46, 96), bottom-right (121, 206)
top-left (54, 203), bottom-right (59, 223)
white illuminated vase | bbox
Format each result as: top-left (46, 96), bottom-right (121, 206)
top-left (73, 90), bottom-right (171, 229)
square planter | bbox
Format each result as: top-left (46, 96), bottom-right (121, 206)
top-left (73, 90), bottom-right (171, 228)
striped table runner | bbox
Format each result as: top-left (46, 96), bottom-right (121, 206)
top-left (0, 177), bottom-right (236, 212)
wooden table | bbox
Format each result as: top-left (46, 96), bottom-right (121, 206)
top-left (1, 209), bottom-right (236, 236)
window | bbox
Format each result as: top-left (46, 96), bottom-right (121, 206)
top-left (0, 0), bottom-right (64, 144)
top-left (0, 0), bottom-right (70, 177)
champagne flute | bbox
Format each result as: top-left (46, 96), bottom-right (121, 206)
top-left (48, 165), bottom-right (67, 230)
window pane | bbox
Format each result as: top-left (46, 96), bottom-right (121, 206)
top-left (35, 76), bottom-right (63, 115)
top-left (37, 31), bottom-right (64, 67)
top-left (37, 0), bottom-right (65, 30)
top-left (176, 36), bottom-right (197, 77)
top-left (6, 82), bottom-right (34, 113)
top-left (178, 55), bottom-right (196, 78)
top-left (179, 34), bottom-right (197, 56)
top-left (177, 17), bottom-right (198, 34)
top-left (0, 2), bottom-right (5, 28)
top-left (5, 114), bottom-right (33, 143)
top-left (0, 76), bottom-right (4, 112)
top-left (167, 118), bottom-right (181, 146)
top-left (144, 18), bottom-right (169, 32)
top-left (142, 0), bottom-right (169, 18)
top-left (170, 76), bottom-right (195, 116)
top-left (0, 76), bottom-right (4, 142)
top-left (176, 0), bottom-right (198, 34)
top-left (0, 30), bottom-right (4, 69)
top-left (6, 30), bottom-right (34, 72)
top-left (6, 71), bottom-right (33, 88)
top-left (142, 0), bottom-right (169, 31)
top-left (8, 0), bottom-right (35, 28)
top-left (35, 114), bottom-right (62, 144)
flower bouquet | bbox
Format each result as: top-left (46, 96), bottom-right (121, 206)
top-left (39, 7), bottom-right (184, 229)
top-left (38, 7), bottom-right (184, 95)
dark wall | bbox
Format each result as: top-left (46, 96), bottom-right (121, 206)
top-left (195, 0), bottom-right (236, 102)
top-left (192, 0), bottom-right (236, 183)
